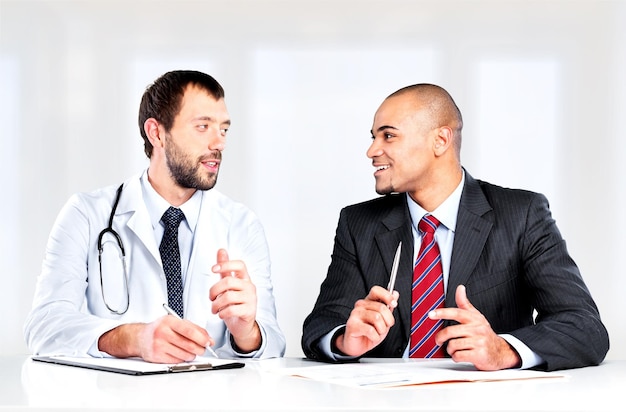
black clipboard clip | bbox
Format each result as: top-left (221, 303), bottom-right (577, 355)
top-left (168, 361), bottom-right (245, 373)
top-left (169, 363), bottom-right (216, 372)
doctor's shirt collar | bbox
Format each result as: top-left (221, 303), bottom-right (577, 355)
top-left (140, 170), bottom-right (202, 233)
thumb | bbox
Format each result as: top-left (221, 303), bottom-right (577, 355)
top-left (455, 284), bottom-right (476, 311)
top-left (216, 248), bottom-right (229, 265)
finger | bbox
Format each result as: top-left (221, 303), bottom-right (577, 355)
top-left (151, 318), bottom-right (209, 362)
top-left (365, 286), bottom-right (397, 308)
top-left (213, 248), bottom-right (235, 278)
top-left (216, 248), bottom-right (229, 264)
top-left (442, 335), bottom-right (469, 355)
top-left (214, 280), bottom-right (257, 312)
top-left (365, 285), bottom-right (388, 300)
top-left (353, 301), bottom-right (395, 331)
top-left (347, 313), bottom-right (390, 342)
top-left (434, 321), bottom-right (465, 346)
top-left (212, 249), bottom-right (249, 280)
top-left (214, 301), bottom-right (253, 320)
top-left (214, 262), bottom-right (247, 279)
top-left (211, 289), bottom-right (242, 314)
top-left (162, 342), bottom-right (199, 363)
top-left (429, 306), bottom-right (464, 323)
top-left (348, 322), bottom-right (384, 343)
top-left (389, 290), bottom-right (400, 309)
top-left (455, 284), bottom-right (476, 312)
top-left (209, 278), bottom-right (238, 302)
top-left (167, 317), bottom-right (212, 350)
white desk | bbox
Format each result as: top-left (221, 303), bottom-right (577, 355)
top-left (1, 355), bottom-right (624, 411)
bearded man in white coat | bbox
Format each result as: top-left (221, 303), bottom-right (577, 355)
top-left (24, 70), bottom-right (286, 362)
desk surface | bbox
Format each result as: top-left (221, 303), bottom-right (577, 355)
top-left (1, 355), bottom-right (624, 412)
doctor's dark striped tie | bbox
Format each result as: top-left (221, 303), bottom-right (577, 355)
top-left (409, 214), bottom-right (446, 358)
top-left (159, 207), bottom-right (185, 318)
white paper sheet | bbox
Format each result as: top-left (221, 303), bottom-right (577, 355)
top-left (275, 359), bottom-right (566, 388)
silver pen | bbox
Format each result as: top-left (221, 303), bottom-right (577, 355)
top-left (387, 241), bottom-right (402, 292)
top-left (163, 303), bottom-right (219, 358)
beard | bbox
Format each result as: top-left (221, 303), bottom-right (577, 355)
top-left (375, 186), bottom-right (393, 195)
top-left (164, 133), bottom-right (220, 191)
top-left (374, 178), bottom-right (394, 196)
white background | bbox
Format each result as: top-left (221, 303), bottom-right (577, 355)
top-left (1, 0), bottom-right (624, 360)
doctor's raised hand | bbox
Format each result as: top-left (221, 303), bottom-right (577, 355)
top-left (210, 249), bottom-right (261, 353)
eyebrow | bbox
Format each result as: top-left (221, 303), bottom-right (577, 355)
top-left (193, 116), bottom-right (231, 126)
top-left (371, 125), bottom-right (398, 135)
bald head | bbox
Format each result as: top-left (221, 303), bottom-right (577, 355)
top-left (387, 84), bottom-right (463, 157)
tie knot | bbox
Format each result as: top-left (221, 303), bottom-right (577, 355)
top-left (418, 215), bottom-right (440, 234)
top-left (161, 207), bottom-right (185, 229)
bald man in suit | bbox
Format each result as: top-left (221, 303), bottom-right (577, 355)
top-left (302, 84), bottom-right (609, 371)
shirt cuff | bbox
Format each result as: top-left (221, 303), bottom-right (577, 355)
top-left (318, 325), bottom-right (359, 361)
top-left (500, 334), bottom-right (544, 369)
top-left (228, 322), bottom-right (267, 358)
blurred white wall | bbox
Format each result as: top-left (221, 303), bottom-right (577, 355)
top-left (1, 0), bottom-right (624, 359)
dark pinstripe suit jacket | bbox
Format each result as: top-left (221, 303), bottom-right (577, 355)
top-left (302, 171), bottom-right (609, 371)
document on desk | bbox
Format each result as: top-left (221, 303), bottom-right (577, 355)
top-left (279, 359), bottom-right (566, 389)
top-left (31, 355), bottom-right (244, 376)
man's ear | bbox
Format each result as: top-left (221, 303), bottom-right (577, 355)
top-left (434, 126), bottom-right (453, 155)
top-left (144, 118), bottom-right (164, 149)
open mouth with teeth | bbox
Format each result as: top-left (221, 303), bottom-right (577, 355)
top-left (374, 164), bottom-right (391, 178)
top-left (202, 160), bottom-right (220, 173)
top-left (374, 164), bottom-right (390, 176)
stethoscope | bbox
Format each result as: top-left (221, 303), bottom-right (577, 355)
top-left (97, 183), bottom-right (130, 315)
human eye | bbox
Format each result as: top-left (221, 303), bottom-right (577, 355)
top-left (372, 126), bottom-right (397, 141)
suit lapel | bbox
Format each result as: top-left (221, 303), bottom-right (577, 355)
top-left (446, 172), bottom-right (493, 307)
top-left (375, 195), bottom-right (414, 341)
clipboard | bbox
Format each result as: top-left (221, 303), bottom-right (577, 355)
top-left (31, 355), bottom-right (245, 376)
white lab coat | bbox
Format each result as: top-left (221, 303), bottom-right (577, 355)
top-left (24, 171), bottom-right (286, 359)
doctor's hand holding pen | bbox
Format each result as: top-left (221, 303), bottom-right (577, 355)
top-left (97, 311), bottom-right (213, 364)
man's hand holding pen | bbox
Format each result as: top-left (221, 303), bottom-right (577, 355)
top-left (334, 286), bottom-right (399, 357)
top-left (209, 248), bottom-right (262, 353)
top-left (333, 241), bottom-right (402, 357)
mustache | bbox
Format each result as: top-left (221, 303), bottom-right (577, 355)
top-left (200, 151), bottom-right (222, 162)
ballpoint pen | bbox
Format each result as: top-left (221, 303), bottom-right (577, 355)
top-left (387, 241), bottom-right (402, 292)
top-left (163, 303), bottom-right (220, 358)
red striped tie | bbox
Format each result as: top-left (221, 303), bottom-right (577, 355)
top-left (409, 215), bottom-right (446, 358)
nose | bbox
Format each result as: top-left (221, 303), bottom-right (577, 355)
top-left (366, 138), bottom-right (382, 159)
top-left (209, 128), bottom-right (226, 152)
